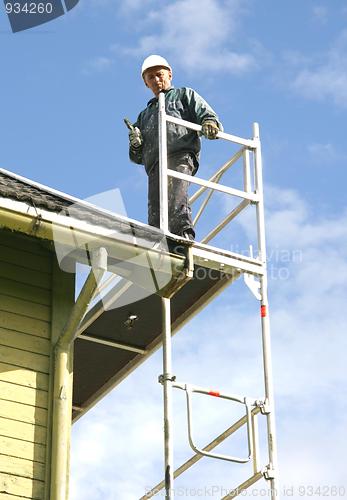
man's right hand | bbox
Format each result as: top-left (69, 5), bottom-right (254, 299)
top-left (129, 127), bottom-right (143, 148)
top-left (124, 118), bottom-right (143, 148)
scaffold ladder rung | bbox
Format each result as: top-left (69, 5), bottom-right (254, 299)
top-left (171, 382), bottom-right (260, 464)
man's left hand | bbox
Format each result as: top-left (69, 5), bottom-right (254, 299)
top-left (201, 120), bottom-right (219, 140)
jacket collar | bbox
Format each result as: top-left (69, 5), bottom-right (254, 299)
top-left (147, 86), bottom-right (174, 106)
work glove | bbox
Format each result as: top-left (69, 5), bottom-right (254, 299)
top-left (201, 120), bottom-right (219, 140)
top-left (124, 118), bottom-right (143, 148)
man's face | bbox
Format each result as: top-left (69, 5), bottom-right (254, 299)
top-left (143, 66), bottom-right (172, 97)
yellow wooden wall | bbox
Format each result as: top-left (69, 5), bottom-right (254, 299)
top-left (0, 230), bottom-right (52, 500)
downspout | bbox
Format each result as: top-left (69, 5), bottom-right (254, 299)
top-left (50, 247), bottom-right (108, 500)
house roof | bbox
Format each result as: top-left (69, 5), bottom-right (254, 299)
top-left (0, 168), bottom-right (160, 237)
top-left (0, 169), bottom-right (71, 213)
top-left (0, 167), bottom-right (250, 422)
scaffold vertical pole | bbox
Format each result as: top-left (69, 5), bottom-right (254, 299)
top-left (253, 122), bottom-right (279, 499)
top-left (161, 298), bottom-right (174, 499)
top-left (159, 91), bottom-right (174, 499)
top-left (159, 91), bottom-right (169, 232)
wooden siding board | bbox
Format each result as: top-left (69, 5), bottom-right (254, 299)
top-left (0, 296), bottom-right (50, 322)
top-left (0, 244), bottom-right (51, 274)
top-left (0, 417), bottom-right (46, 445)
top-left (0, 494), bottom-right (42, 500)
top-left (0, 364), bottom-right (49, 392)
top-left (0, 455), bottom-right (45, 482)
top-left (0, 231), bottom-right (52, 258)
top-left (0, 312), bottom-right (50, 339)
top-left (0, 231), bottom-right (54, 500)
top-left (0, 261), bottom-right (51, 290)
top-left (0, 401), bottom-right (48, 427)
top-left (0, 346), bottom-right (49, 373)
top-left (0, 435), bottom-right (45, 463)
top-left (0, 381), bottom-right (48, 409)
top-left (0, 329), bottom-right (51, 356)
top-left (0, 471), bottom-right (44, 499)
top-left (0, 278), bottom-right (50, 306)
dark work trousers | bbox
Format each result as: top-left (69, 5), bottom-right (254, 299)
top-left (147, 152), bottom-right (197, 237)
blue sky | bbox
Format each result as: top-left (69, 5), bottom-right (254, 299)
top-left (1, 1), bottom-right (347, 499)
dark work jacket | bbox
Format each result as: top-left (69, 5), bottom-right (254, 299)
top-left (129, 87), bottom-right (222, 174)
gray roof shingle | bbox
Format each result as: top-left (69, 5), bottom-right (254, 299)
top-left (0, 169), bottom-right (161, 240)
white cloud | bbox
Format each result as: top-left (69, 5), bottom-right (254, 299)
top-left (307, 142), bottom-right (344, 165)
top-left (291, 30), bottom-right (347, 107)
top-left (83, 0), bottom-right (263, 78)
top-left (235, 184), bottom-right (347, 252)
top-left (82, 56), bottom-right (113, 75)
top-left (118, 0), bottom-right (155, 13)
top-left (312, 5), bottom-right (329, 24)
top-left (281, 50), bottom-right (312, 68)
top-left (122, 0), bottom-right (258, 75)
top-left (293, 67), bottom-right (347, 105)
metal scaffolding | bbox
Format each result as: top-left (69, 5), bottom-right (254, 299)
top-left (143, 92), bottom-right (279, 500)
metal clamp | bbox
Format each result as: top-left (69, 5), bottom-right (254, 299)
top-left (158, 374), bottom-right (176, 384)
top-left (257, 399), bottom-right (271, 415)
top-left (263, 465), bottom-right (276, 480)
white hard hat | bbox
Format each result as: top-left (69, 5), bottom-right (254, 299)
top-left (141, 55), bottom-right (171, 77)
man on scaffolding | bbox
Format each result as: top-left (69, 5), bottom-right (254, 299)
top-left (127, 55), bottom-right (223, 241)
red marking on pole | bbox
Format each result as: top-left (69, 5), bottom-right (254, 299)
top-left (209, 390), bottom-right (220, 397)
top-left (261, 305), bottom-right (267, 318)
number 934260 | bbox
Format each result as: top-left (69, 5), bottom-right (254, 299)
top-left (5, 2), bottom-right (53, 14)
